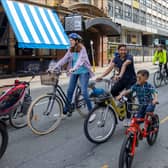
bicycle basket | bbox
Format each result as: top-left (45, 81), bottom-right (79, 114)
top-left (40, 72), bottom-right (59, 85)
top-left (127, 103), bottom-right (143, 114)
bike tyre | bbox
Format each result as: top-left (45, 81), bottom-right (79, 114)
top-left (163, 71), bottom-right (168, 85)
top-left (84, 105), bottom-right (117, 144)
top-left (27, 94), bottom-right (63, 135)
top-left (0, 121), bottom-right (8, 159)
top-left (9, 104), bottom-right (27, 129)
top-left (153, 71), bottom-right (161, 88)
top-left (146, 114), bottom-right (159, 146)
top-left (119, 132), bottom-right (134, 168)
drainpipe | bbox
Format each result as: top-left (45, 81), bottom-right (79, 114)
top-left (101, 0), bottom-right (103, 10)
top-left (101, 35), bottom-right (103, 67)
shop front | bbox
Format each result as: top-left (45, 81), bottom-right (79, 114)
top-left (0, 0), bottom-right (69, 75)
top-left (67, 3), bottom-right (121, 67)
top-left (0, 1), bottom-right (121, 75)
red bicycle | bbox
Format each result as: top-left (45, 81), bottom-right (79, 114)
top-left (119, 101), bottom-right (159, 168)
top-left (0, 72), bottom-right (34, 128)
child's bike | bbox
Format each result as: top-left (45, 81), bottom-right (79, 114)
top-left (0, 72), bottom-right (34, 128)
top-left (119, 102), bottom-right (159, 168)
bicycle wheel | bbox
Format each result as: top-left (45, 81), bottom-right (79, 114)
top-left (27, 94), bottom-right (63, 135)
top-left (153, 71), bottom-right (161, 88)
top-left (75, 86), bottom-right (93, 118)
top-left (84, 105), bottom-right (117, 144)
top-left (163, 71), bottom-right (168, 85)
top-left (9, 103), bottom-right (27, 129)
top-left (146, 114), bottom-right (159, 146)
top-left (119, 133), bottom-right (134, 168)
top-left (0, 121), bottom-right (8, 159)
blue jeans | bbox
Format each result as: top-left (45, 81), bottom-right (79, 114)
top-left (64, 72), bottom-right (92, 113)
top-left (136, 104), bottom-right (155, 118)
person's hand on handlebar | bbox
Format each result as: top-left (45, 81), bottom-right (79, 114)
top-left (95, 77), bottom-right (103, 82)
top-left (69, 68), bottom-right (75, 73)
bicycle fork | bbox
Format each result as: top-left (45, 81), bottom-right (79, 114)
top-left (98, 105), bottom-right (110, 127)
top-left (126, 128), bottom-right (138, 157)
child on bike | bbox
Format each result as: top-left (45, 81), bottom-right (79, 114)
top-left (117, 69), bottom-right (158, 120)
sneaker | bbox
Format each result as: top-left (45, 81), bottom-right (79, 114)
top-left (61, 114), bottom-right (67, 120)
top-left (88, 113), bottom-right (96, 123)
top-left (67, 112), bottom-right (72, 117)
top-left (123, 118), bottom-right (131, 127)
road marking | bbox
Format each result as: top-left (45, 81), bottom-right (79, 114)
top-left (160, 116), bottom-right (168, 124)
top-left (101, 164), bottom-right (109, 168)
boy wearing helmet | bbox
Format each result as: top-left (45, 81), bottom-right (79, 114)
top-left (48, 33), bottom-right (94, 116)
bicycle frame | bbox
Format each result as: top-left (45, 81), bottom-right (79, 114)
top-left (125, 112), bottom-right (156, 156)
top-left (48, 82), bottom-right (80, 113)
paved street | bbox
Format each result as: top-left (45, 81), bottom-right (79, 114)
top-left (1, 62), bottom-right (168, 168)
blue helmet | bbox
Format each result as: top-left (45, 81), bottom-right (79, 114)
top-left (68, 33), bottom-right (82, 41)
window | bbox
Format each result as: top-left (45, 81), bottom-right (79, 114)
top-left (115, 1), bottom-right (123, 19)
top-left (152, 1), bottom-right (157, 11)
top-left (126, 31), bottom-right (140, 44)
top-left (139, 11), bottom-right (146, 25)
top-left (158, 4), bottom-right (162, 14)
top-left (152, 16), bottom-right (157, 26)
top-left (146, 14), bottom-right (151, 26)
top-left (140, 0), bottom-right (146, 5)
top-left (108, 1), bottom-right (113, 17)
top-left (133, 8), bottom-right (139, 23)
top-left (80, 0), bottom-right (91, 3)
top-left (124, 4), bottom-right (132, 21)
top-left (146, 0), bottom-right (152, 8)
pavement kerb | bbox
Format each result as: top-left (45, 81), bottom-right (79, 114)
top-left (0, 62), bottom-right (157, 90)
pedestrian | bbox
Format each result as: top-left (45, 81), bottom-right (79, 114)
top-left (152, 44), bottom-right (168, 76)
top-left (48, 33), bottom-right (94, 116)
top-left (117, 69), bottom-right (158, 122)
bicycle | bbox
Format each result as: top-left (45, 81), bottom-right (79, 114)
top-left (84, 78), bottom-right (130, 144)
top-left (119, 102), bottom-right (159, 168)
top-left (153, 65), bottom-right (168, 88)
top-left (27, 70), bottom-right (92, 135)
top-left (0, 71), bottom-right (34, 128)
top-left (0, 120), bottom-right (8, 159)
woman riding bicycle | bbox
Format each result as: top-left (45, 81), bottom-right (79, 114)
top-left (48, 33), bottom-right (94, 116)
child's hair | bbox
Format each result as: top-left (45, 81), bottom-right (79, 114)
top-left (137, 69), bottom-right (149, 78)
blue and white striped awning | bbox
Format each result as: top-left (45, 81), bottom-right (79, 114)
top-left (1, 0), bottom-right (70, 49)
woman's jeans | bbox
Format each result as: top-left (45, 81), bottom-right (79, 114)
top-left (137, 104), bottom-right (155, 118)
top-left (64, 72), bottom-right (92, 114)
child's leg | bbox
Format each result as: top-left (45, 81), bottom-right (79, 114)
top-left (137, 104), bottom-right (155, 118)
top-left (145, 104), bottom-right (155, 114)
